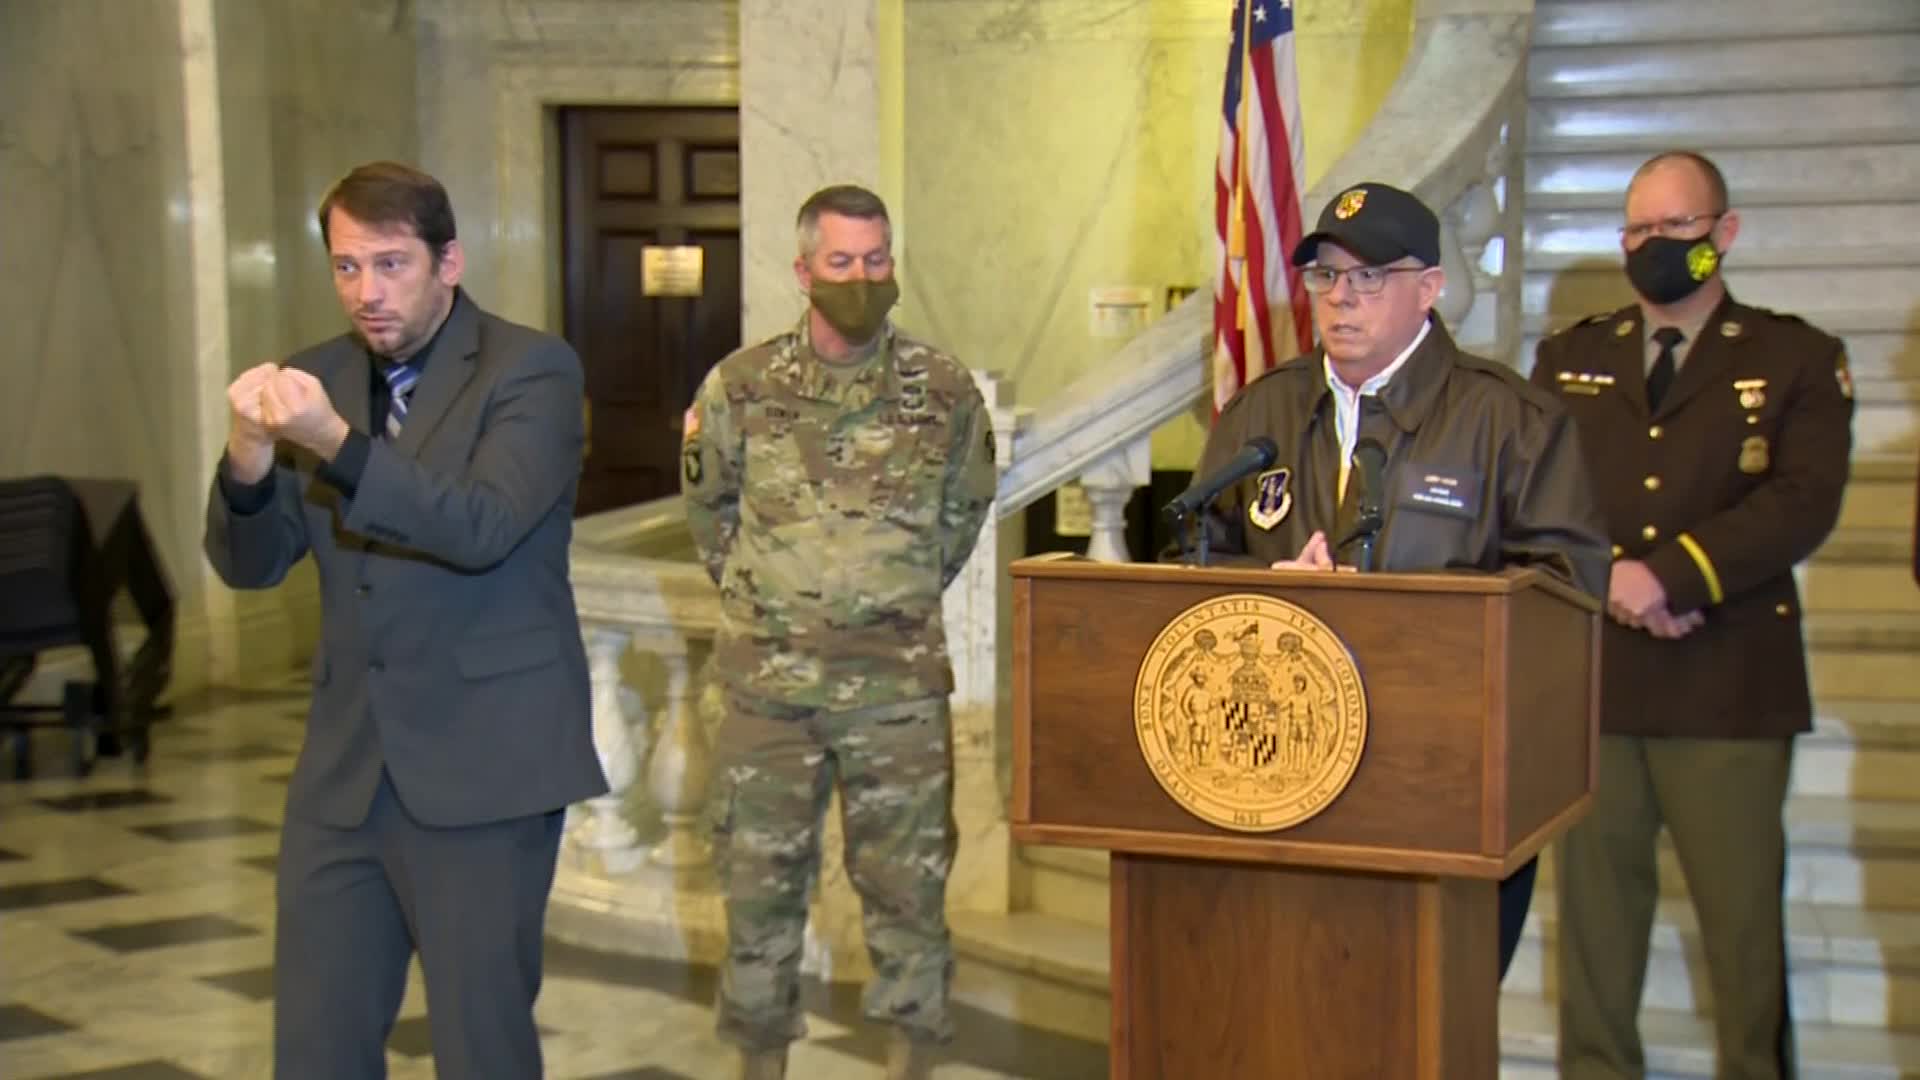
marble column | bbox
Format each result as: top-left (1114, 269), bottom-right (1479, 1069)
top-left (739, 0), bottom-right (905, 343)
top-left (181, 0), bottom-right (240, 682)
top-left (943, 372), bottom-right (1022, 920)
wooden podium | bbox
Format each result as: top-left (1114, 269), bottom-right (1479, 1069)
top-left (1009, 558), bottom-right (1601, 1079)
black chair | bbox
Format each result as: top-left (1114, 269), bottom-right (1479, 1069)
top-left (0, 476), bottom-right (156, 777)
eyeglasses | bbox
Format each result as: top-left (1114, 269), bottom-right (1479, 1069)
top-left (1300, 265), bottom-right (1427, 295)
top-left (1619, 212), bottom-right (1723, 243)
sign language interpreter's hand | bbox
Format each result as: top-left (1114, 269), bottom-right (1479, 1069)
top-left (225, 362), bottom-right (281, 484)
top-left (260, 368), bottom-right (351, 461)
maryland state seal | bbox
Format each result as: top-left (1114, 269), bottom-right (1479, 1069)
top-left (1133, 593), bottom-right (1367, 832)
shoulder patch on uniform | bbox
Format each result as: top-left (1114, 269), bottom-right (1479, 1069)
top-left (1730, 302), bottom-right (1845, 355)
top-left (1554, 305), bottom-right (1636, 337)
top-left (1541, 313), bottom-right (1610, 346)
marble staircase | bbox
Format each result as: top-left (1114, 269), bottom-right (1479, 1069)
top-left (1518, 7), bottom-right (1920, 1070)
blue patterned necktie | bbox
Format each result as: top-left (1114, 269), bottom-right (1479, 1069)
top-left (382, 362), bottom-right (420, 440)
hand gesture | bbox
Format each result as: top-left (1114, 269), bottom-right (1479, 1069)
top-left (225, 362), bottom-right (281, 483)
top-left (261, 368), bottom-right (349, 459)
top-left (227, 363), bottom-right (278, 440)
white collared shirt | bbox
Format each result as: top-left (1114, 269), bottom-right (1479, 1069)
top-left (1323, 319), bottom-right (1430, 500)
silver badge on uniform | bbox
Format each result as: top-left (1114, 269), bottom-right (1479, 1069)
top-left (1248, 467), bottom-right (1292, 531)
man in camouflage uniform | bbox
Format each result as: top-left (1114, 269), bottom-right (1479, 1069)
top-left (681, 184), bottom-right (997, 1080)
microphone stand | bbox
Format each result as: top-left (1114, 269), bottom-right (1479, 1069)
top-left (1166, 506), bottom-right (1208, 568)
top-left (1333, 507), bottom-right (1384, 573)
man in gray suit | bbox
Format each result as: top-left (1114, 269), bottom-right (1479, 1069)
top-left (204, 161), bottom-right (606, 1079)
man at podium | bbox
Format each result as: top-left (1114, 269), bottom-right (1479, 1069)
top-left (1185, 181), bottom-right (1612, 977)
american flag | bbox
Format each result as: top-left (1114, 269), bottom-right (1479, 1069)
top-left (1213, 0), bottom-right (1311, 413)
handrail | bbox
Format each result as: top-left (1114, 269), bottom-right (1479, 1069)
top-left (996, 293), bottom-right (1209, 518)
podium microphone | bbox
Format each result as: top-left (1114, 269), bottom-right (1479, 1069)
top-left (1163, 437), bottom-right (1280, 521)
top-left (1334, 437), bottom-right (1388, 572)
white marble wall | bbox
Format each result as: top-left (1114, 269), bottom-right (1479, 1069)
top-left (412, 0), bottom-right (740, 334)
top-left (189, 0), bottom-right (419, 679)
top-left (0, 0), bottom-right (205, 614)
top-left (0, 0), bottom-right (421, 689)
top-left (213, 0), bottom-right (419, 364)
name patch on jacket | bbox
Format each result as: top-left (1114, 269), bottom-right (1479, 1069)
top-left (1555, 370), bottom-right (1615, 397)
top-left (1395, 466), bottom-right (1481, 522)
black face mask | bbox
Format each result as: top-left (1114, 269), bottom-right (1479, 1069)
top-left (1625, 235), bottom-right (1721, 305)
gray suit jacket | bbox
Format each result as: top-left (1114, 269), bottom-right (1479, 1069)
top-left (204, 296), bottom-right (607, 828)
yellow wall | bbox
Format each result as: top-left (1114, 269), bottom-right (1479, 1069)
top-left (1296, 2), bottom-right (1420, 192)
top-left (896, 0), bottom-right (1414, 471)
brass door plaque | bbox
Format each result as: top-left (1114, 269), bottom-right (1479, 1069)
top-left (641, 245), bottom-right (704, 297)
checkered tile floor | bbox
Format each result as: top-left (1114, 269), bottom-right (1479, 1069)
top-left (0, 679), bottom-right (1105, 1079)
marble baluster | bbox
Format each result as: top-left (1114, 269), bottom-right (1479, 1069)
top-left (646, 639), bottom-right (712, 869)
top-left (1435, 218), bottom-right (1477, 329)
top-left (1079, 435), bottom-right (1151, 563)
top-left (574, 624), bottom-right (647, 873)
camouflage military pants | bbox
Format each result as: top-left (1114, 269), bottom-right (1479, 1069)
top-left (710, 691), bottom-right (957, 1051)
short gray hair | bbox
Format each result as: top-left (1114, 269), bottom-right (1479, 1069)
top-left (796, 184), bottom-right (892, 257)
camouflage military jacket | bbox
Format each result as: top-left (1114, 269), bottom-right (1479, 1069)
top-left (682, 317), bottom-right (997, 710)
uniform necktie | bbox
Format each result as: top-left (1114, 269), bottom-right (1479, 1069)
top-left (1647, 326), bottom-right (1684, 412)
top-left (383, 362), bottom-right (420, 440)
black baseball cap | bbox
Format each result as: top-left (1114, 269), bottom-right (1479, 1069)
top-left (1290, 182), bottom-right (1441, 268)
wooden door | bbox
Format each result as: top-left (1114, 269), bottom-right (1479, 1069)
top-left (560, 106), bottom-right (742, 517)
